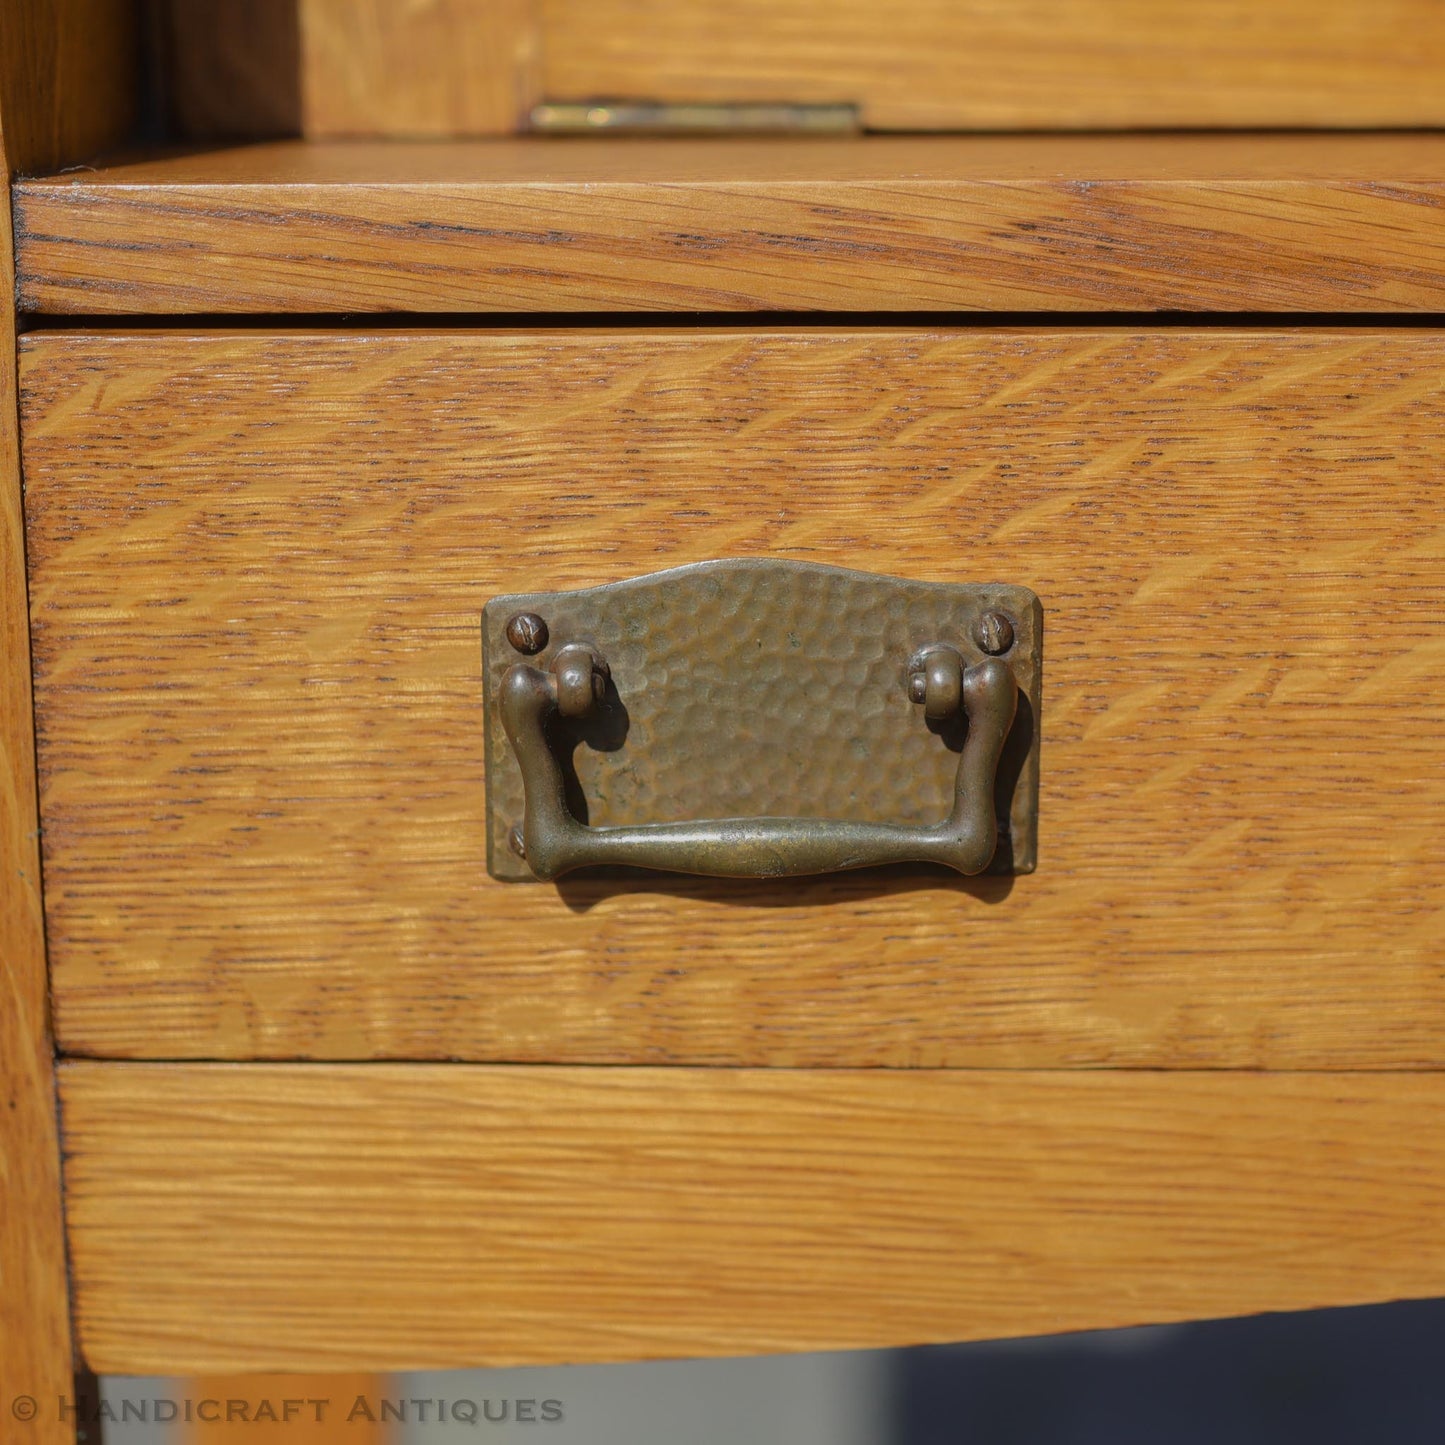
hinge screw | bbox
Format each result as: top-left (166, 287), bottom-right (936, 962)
top-left (507, 823), bottom-right (527, 858)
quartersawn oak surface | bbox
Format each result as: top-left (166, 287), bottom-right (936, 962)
top-left (157, 0), bottom-right (303, 142)
top-left (16, 134), bottom-right (1445, 313)
top-left (542, 0), bottom-right (1445, 131)
top-left (21, 328), bottom-right (1445, 1068)
top-left (0, 2), bottom-right (135, 1433)
top-left (136, 0), bottom-right (1445, 140)
top-left (0, 140), bottom-right (71, 1445)
top-left (300, 0), bottom-right (537, 138)
top-left (156, 0), bottom-right (1445, 139)
top-left (59, 1062), bottom-right (1445, 1372)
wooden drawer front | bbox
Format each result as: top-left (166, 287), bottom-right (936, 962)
top-left (59, 1063), bottom-right (1445, 1373)
top-left (21, 328), bottom-right (1445, 1066)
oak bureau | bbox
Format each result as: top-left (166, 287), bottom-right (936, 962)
top-left (4, 0), bottom-right (1445, 1423)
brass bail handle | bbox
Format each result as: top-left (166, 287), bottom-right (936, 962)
top-left (498, 639), bottom-right (1018, 881)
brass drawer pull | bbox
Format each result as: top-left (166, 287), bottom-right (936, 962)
top-left (500, 642), bottom-right (1017, 880)
top-left (482, 560), bottom-right (1041, 882)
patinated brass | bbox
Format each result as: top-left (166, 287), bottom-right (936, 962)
top-left (529, 101), bottom-right (861, 134)
top-left (503, 612), bottom-right (549, 656)
top-left (481, 559), bottom-right (1042, 881)
top-left (974, 610), bottom-right (1016, 656)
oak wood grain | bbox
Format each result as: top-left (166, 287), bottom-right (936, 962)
top-left (301, 0), bottom-right (537, 138)
top-left (0, 0), bottom-right (137, 1425)
top-left (0, 0), bottom-right (136, 177)
top-left (542, 0), bottom-right (1445, 131)
top-left (0, 163), bottom-right (74, 1445)
top-left (59, 1062), bottom-right (1445, 1372)
top-left (17, 135), bottom-right (1445, 314)
top-left (157, 0), bottom-right (302, 141)
top-left (21, 327), bottom-right (1445, 1069)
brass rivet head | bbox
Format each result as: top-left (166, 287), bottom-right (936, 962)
top-left (507, 823), bottom-right (527, 858)
top-left (505, 612), bottom-right (549, 654)
top-left (975, 611), bottom-right (1015, 656)
top-left (907, 672), bottom-right (929, 705)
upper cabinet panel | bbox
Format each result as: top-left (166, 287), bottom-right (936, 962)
top-left (540, 0), bottom-right (1445, 131)
top-left (158, 0), bottom-right (1445, 138)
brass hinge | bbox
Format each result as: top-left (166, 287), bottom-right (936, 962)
top-left (529, 101), bottom-right (861, 134)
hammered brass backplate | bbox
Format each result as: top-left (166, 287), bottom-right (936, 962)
top-left (481, 559), bottom-right (1041, 881)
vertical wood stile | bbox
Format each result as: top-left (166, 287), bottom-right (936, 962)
top-left (0, 4), bottom-right (137, 1438)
